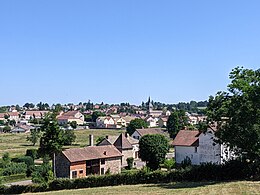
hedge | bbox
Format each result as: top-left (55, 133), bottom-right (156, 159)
top-left (0, 160), bottom-right (257, 194)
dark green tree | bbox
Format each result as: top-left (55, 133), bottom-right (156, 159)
top-left (207, 67), bottom-right (260, 161)
top-left (38, 113), bottom-right (64, 159)
top-left (63, 130), bottom-right (76, 145)
top-left (70, 121), bottom-right (77, 129)
top-left (3, 126), bottom-right (11, 133)
top-left (92, 111), bottom-right (105, 122)
top-left (139, 134), bottom-right (169, 170)
top-left (126, 118), bottom-right (148, 135)
top-left (167, 110), bottom-right (188, 138)
top-left (27, 128), bottom-right (41, 146)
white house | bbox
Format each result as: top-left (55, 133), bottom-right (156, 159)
top-left (111, 115), bottom-right (126, 128)
top-left (158, 117), bottom-right (168, 127)
top-left (96, 116), bottom-right (116, 128)
top-left (25, 111), bottom-right (49, 120)
top-left (145, 116), bottom-right (158, 128)
top-left (173, 127), bottom-right (233, 165)
top-left (57, 111), bottom-right (85, 125)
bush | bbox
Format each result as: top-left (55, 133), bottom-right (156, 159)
top-left (0, 160), bottom-right (259, 194)
top-left (126, 157), bottom-right (134, 170)
top-left (2, 162), bottom-right (27, 176)
top-left (180, 157), bottom-right (191, 169)
top-left (163, 158), bottom-right (175, 171)
top-left (32, 163), bottom-right (53, 184)
top-left (12, 156), bottom-right (34, 167)
top-left (26, 149), bottom-right (38, 160)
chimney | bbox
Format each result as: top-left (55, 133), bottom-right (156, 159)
top-left (103, 151), bottom-right (107, 155)
top-left (125, 132), bottom-right (128, 138)
top-left (106, 135), bottom-right (109, 139)
top-left (89, 134), bottom-right (94, 146)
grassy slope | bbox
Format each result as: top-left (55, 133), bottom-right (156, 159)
top-left (0, 129), bottom-right (125, 157)
top-left (24, 181), bottom-right (260, 195)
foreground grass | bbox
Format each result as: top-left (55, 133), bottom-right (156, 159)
top-left (0, 129), bottom-right (125, 157)
top-left (24, 181), bottom-right (260, 195)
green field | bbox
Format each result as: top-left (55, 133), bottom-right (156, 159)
top-left (24, 181), bottom-right (260, 195)
top-left (0, 129), bottom-right (125, 157)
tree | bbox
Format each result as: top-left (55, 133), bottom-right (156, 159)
top-left (126, 118), bottom-right (148, 135)
top-left (27, 128), bottom-right (41, 146)
top-left (139, 134), bottom-right (169, 170)
top-left (63, 130), bottom-right (76, 145)
top-left (9, 120), bottom-right (16, 126)
top-left (32, 156), bottom-right (53, 184)
top-left (92, 111), bottom-right (105, 122)
top-left (38, 113), bottom-right (64, 159)
top-left (23, 103), bottom-right (35, 109)
top-left (167, 110), bottom-right (188, 138)
top-left (207, 67), bottom-right (260, 161)
top-left (70, 121), bottom-right (77, 129)
top-left (3, 126), bottom-right (11, 133)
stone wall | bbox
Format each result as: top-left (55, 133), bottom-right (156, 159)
top-left (105, 157), bottom-right (121, 174)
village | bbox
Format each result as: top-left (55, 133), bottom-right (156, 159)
top-left (0, 97), bottom-right (234, 180)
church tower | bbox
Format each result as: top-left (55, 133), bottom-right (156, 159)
top-left (147, 96), bottom-right (153, 114)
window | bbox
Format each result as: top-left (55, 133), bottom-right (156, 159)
top-left (101, 168), bottom-right (105, 175)
top-left (79, 170), bottom-right (83, 174)
top-left (72, 171), bottom-right (77, 179)
top-left (195, 147), bottom-right (198, 153)
top-left (101, 159), bottom-right (105, 165)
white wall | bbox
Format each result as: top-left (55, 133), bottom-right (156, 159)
top-left (131, 131), bottom-right (141, 140)
top-left (198, 131), bottom-right (221, 164)
top-left (175, 146), bottom-right (199, 165)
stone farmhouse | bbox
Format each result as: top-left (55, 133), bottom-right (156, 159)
top-left (98, 133), bottom-right (139, 167)
top-left (173, 126), bottom-right (234, 165)
top-left (55, 145), bottom-right (122, 179)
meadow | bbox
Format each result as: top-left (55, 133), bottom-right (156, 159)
top-left (25, 181), bottom-right (260, 195)
top-left (0, 129), bottom-right (125, 158)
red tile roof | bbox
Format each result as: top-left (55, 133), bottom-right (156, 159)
top-left (172, 130), bottom-right (201, 147)
top-left (62, 145), bottom-right (122, 163)
top-left (113, 133), bottom-right (133, 150)
top-left (62, 111), bottom-right (80, 116)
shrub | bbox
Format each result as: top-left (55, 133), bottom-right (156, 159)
top-left (180, 157), bottom-right (191, 169)
top-left (32, 163), bottom-right (53, 184)
top-left (126, 157), bottom-right (134, 170)
top-left (12, 156), bottom-right (34, 167)
top-left (163, 158), bottom-right (175, 171)
top-left (0, 160), bottom-right (259, 194)
top-left (26, 149), bottom-right (38, 160)
top-left (2, 162), bottom-right (27, 176)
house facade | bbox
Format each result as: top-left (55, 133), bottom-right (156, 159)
top-left (96, 117), bottom-right (116, 128)
top-left (158, 117), bottom-right (168, 127)
top-left (173, 127), bottom-right (233, 165)
top-left (57, 111), bottom-right (84, 125)
top-left (98, 133), bottom-right (140, 167)
top-left (55, 145), bottom-right (122, 179)
top-left (25, 111), bottom-right (49, 120)
top-left (145, 116), bottom-right (158, 128)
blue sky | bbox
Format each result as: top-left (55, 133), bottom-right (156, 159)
top-left (0, 0), bottom-right (259, 106)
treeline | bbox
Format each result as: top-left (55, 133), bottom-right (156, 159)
top-left (141, 100), bottom-right (208, 114)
